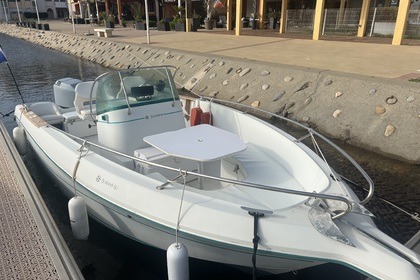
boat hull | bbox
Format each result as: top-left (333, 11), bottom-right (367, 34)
top-left (15, 100), bottom-right (420, 280)
top-left (20, 117), bottom-right (322, 274)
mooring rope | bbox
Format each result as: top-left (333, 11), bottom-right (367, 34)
top-left (175, 169), bottom-right (188, 246)
top-left (309, 131), bottom-right (347, 194)
top-left (72, 140), bottom-right (89, 196)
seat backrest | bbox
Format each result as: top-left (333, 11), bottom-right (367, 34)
top-left (74, 81), bottom-right (97, 120)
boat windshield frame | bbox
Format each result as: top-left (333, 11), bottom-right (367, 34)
top-left (93, 66), bottom-right (180, 116)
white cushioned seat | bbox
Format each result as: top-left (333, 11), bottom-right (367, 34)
top-left (28, 102), bottom-right (65, 125)
top-left (74, 81), bottom-right (97, 120)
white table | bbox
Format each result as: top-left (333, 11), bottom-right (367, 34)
top-left (144, 124), bottom-right (246, 186)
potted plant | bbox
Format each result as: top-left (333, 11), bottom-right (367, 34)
top-left (130, 2), bottom-right (146, 30)
top-left (134, 19), bottom-right (146, 30)
top-left (203, 0), bottom-right (216, 30)
top-left (250, 13), bottom-right (259, 29)
top-left (42, 23), bottom-right (50, 30)
top-left (106, 16), bottom-right (115, 28)
top-left (191, 12), bottom-right (201, 31)
top-left (267, 11), bottom-right (278, 29)
top-left (100, 12), bottom-right (115, 28)
top-left (173, 17), bottom-right (186, 32)
top-left (172, 5), bottom-right (186, 32)
top-left (157, 19), bottom-right (170, 31)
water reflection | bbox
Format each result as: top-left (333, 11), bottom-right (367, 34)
top-left (0, 33), bottom-right (106, 131)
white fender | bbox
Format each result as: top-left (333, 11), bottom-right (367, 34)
top-left (68, 196), bottom-right (89, 240)
top-left (167, 243), bottom-right (189, 280)
top-left (13, 126), bottom-right (28, 155)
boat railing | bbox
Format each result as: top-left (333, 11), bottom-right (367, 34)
top-left (51, 126), bottom-right (356, 220)
top-left (103, 60), bottom-right (372, 207)
top-left (187, 96), bottom-right (374, 206)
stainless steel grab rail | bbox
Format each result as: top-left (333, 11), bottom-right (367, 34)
top-left (50, 125), bottom-right (354, 220)
top-left (194, 96), bottom-right (375, 206)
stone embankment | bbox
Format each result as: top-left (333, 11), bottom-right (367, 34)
top-left (1, 24), bottom-right (419, 164)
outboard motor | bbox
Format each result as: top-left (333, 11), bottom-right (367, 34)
top-left (53, 78), bottom-right (82, 109)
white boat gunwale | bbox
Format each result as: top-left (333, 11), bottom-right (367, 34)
top-left (46, 119), bottom-right (358, 218)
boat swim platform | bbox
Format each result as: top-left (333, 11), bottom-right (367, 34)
top-left (0, 121), bottom-right (83, 280)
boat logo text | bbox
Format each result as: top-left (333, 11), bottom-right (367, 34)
top-left (96, 175), bottom-right (120, 190)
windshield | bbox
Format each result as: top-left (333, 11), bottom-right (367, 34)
top-left (95, 66), bottom-right (179, 115)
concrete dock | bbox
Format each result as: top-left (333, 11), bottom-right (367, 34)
top-left (0, 121), bottom-right (83, 279)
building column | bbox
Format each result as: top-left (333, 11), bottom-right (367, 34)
top-left (392, 0), bottom-right (410, 45)
top-left (357, 0), bottom-right (371, 37)
top-left (117, 0), bottom-right (122, 24)
top-left (337, 0), bottom-right (346, 28)
top-left (104, 0), bottom-right (109, 15)
top-left (258, 0), bottom-right (265, 29)
top-left (313, 0), bottom-right (325, 40)
top-left (227, 0), bottom-right (232, 30)
top-left (279, 0), bottom-right (287, 33)
top-left (235, 0), bottom-right (242, 35)
top-left (155, 0), bottom-right (160, 20)
top-left (186, 18), bottom-right (191, 31)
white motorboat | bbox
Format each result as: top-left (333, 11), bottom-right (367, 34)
top-left (13, 66), bottom-right (420, 279)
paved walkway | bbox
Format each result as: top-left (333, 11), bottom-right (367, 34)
top-left (45, 20), bottom-right (420, 79)
top-left (0, 122), bottom-right (83, 279)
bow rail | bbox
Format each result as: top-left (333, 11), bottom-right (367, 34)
top-left (50, 125), bottom-right (354, 219)
top-left (191, 96), bottom-right (374, 206)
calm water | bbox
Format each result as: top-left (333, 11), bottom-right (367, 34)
top-left (0, 33), bottom-right (418, 280)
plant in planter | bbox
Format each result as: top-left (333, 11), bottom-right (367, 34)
top-left (249, 12), bottom-right (260, 29)
top-left (130, 2), bottom-right (146, 30)
top-left (191, 12), bottom-right (201, 31)
top-left (172, 5), bottom-right (186, 32)
top-left (157, 19), bottom-right (170, 31)
top-left (106, 17), bottom-right (115, 28)
top-left (99, 12), bottom-right (115, 28)
top-left (133, 19), bottom-right (146, 30)
top-left (204, 0), bottom-right (224, 30)
top-left (203, 0), bottom-right (216, 30)
top-left (249, 0), bottom-right (259, 29)
top-left (266, 11), bottom-right (278, 29)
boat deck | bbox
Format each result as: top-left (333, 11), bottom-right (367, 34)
top-left (0, 121), bottom-right (83, 279)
